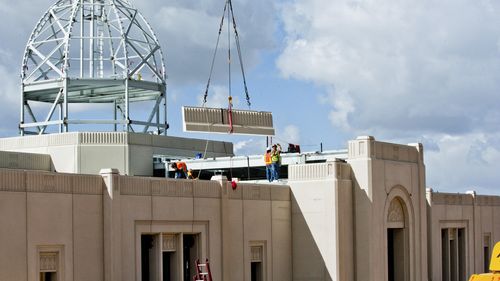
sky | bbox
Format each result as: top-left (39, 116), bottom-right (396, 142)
top-left (0, 0), bottom-right (500, 194)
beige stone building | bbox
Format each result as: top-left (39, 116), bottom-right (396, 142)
top-left (3, 1), bottom-right (499, 280)
top-left (0, 133), bottom-right (498, 281)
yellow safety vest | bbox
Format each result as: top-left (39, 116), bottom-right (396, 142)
top-left (271, 151), bottom-right (280, 163)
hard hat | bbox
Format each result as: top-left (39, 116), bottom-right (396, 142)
top-left (267, 146), bottom-right (271, 151)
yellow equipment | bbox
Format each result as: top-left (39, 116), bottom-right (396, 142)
top-left (469, 241), bottom-right (500, 281)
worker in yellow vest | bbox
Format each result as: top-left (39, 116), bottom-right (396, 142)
top-left (264, 147), bottom-right (272, 182)
top-left (271, 143), bottom-right (282, 181)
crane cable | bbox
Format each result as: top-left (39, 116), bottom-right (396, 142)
top-left (202, 2), bottom-right (227, 105)
top-left (228, 0), bottom-right (251, 107)
top-left (197, 0), bottom-right (250, 179)
top-left (202, 0), bottom-right (252, 108)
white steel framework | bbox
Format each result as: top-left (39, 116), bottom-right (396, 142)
top-left (20, 0), bottom-right (167, 135)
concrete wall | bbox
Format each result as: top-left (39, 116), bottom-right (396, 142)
top-left (347, 136), bottom-right (428, 281)
top-left (0, 169), bottom-right (104, 281)
top-left (0, 168), bottom-right (291, 281)
top-left (427, 191), bottom-right (500, 280)
top-left (287, 161), bottom-right (354, 281)
top-left (0, 132), bottom-right (234, 176)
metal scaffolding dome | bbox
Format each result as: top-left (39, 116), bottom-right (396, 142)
top-left (20, 0), bottom-right (167, 135)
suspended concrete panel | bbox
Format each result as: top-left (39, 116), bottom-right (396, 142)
top-left (182, 106), bottom-right (275, 136)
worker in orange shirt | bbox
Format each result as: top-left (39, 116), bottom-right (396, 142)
top-left (171, 161), bottom-right (188, 179)
top-left (264, 147), bottom-right (273, 182)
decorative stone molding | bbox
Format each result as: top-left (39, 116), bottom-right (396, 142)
top-left (26, 172), bottom-right (72, 193)
top-left (37, 245), bottom-right (64, 277)
top-left (48, 133), bottom-right (79, 146)
top-left (0, 167), bottom-right (292, 201)
top-left (72, 175), bottom-right (103, 194)
top-left (374, 142), bottom-right (419, 163)
top-left (347, 137), bottom-right (421, 163)
top-left (288, 162), bottom-right (336, 181)
top-left (192, 181), bottom-right (221, 198)
top-left (39, 252), bottom-right (58, 272)
top-left (0, 169), bottom-right (26, 192)
top-left (0, 151), bottom-right (52, 171)
top-left (79, 132), bottom-right (128, 145)
top-left (387, 199), bottom-right (405, 223)
top-left (0, 169), bottom-right (102, 194)
top-left (476, 195), bottom-right (500, 206)
top-left (150, 179), bottom-right (193, 197)
top-left (162, 234), bottom-right (177, 252)
top-left (432, 193), bottom-right (474, 206)
top-left (120, 176), bottom-right (152, 196)
top-left (251, 246), bottom-right (263, 262)
top-left (242, 184), bottom-right (271, 201)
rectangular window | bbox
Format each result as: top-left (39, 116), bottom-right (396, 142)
top-left (484, 234), bottom-right (491, 273)
top-left (162, 234), bottom-right (178, 281)
top-left (441, 228), bottom-right (466, 281)
top-left (141, 234), bottom-right (161, 281)
top-left (141, 235), bottom-right (153, 281)
top-left (458, 228), bottom-right (465, 281)
top-left (442, 229), bottom-right (449, 281)
top-left (38, 246), bottom-right (63, 281)
top-left (39, 272), bottom-right (57, 281)
top-left (183, 234), bottom-right (199, 281)
top-left (250, 245), bottom-right (264, 281)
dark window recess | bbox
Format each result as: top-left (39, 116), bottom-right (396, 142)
top-left (40, 272), bottom-right (57, 281)
top-left (153, 168), bottom-right (165, 177)
top-left (251, 261), bottom-right (263, 281)
top-left (141, 235), bottom-right (153, 281)
top-left (304, 159), bottom-right (327, 164)
top-left (388, 229), bottom-right (394, 281)
top-left (484, 246), bottom-right (490, 273)
top-left (183, 235), bottom-right (198, 281)
top-left (163, 252), bottom-right (172, 281)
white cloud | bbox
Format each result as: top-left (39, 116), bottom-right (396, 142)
top-left (327, 89), bottom-right (354, 131)
top-left (277, 0), bottom-right (500, 192)
top-left (426, 133), bottom-right (500, 195)
top-left (0, 62), bottom-right (20, 136)
top-left (233, 137), bottom-right (266, 155)
top-left (198, 85), bottom-right (240, 108)
top-left (153, 7), bottom-right (220, 49)
top-left (281, 125), bottom-right (301, 144)
top-left (278, 0), bottom-right (500, 135)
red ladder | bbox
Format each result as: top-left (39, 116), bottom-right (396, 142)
top-left (193, 258), bottom-right (213, 281)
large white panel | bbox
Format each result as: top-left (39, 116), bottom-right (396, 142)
top-left (182, 106), bottom-right (275, 136)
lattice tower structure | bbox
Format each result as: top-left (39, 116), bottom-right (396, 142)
top-left (20, 0), bottom-right (167, 135)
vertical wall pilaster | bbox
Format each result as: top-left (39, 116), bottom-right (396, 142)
top-left (347, 136), bottom-right (375, 281)
top-left (101, 168), bottom-right (122, 281)
top-left (212, 175), bottom-right (229, 281)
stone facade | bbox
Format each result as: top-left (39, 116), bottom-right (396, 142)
top-left (0, 135), bottom-right (499, 281)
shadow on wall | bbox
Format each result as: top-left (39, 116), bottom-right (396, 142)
top-left (291, 193), bottom-right (333, 281)
top-left (352, 176), bottom-right (371, 281)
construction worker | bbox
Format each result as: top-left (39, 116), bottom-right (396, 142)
top-left (171, 161), bottom-right (188, 179)
top-left (187, 169), bottom-right (197, 180)
top-left (264, 147), bottom-right (273, 182)
top-left (271, 143), bottom-right (282, 181)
